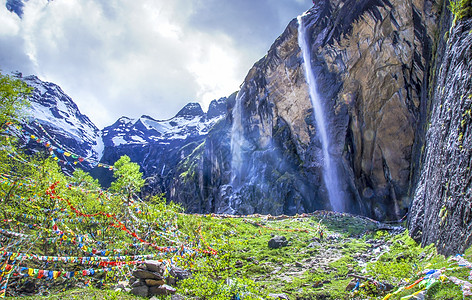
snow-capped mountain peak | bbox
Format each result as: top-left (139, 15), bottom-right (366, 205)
top-left (20, 74), bottom-right (103, 165)
top-left (102, 101), bottom-right (226, 147)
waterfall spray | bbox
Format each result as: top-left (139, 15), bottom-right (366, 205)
top-left (297, 14), bottom-right (344, 212)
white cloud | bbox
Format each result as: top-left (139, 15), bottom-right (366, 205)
top-left (1, 0), bottom-right (312, 128)
top-left (0, 0), bottom-right (20, 36)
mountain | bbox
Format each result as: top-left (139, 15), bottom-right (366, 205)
top-left (5, 0), bottom-right (53, 18)
top-left (172, 0), bottom-right (437, 218)
top-left (16, 0), bottom-right (472, 256)
top-left (5, 0), bottom-right (27, 17)
top-left (18, 74), bottom-right (103, 170)
top-left (94, 97), bottom-right (231, 191)
top-left (101, 101), bottom-right (225, 148)
top-left (16, 73), bottom-right (230, 188)
top-left (167, 0), bottom-right (472, 255)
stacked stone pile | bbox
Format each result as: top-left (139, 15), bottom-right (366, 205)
top-left (127, 260), bottom-right (190, 298)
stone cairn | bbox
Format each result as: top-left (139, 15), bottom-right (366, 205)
top-left (121, 260), bottom-right (190, 298)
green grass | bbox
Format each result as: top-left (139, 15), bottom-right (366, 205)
top-left (5, 213), bottom-right (472, 300)
top-left (6, 287), bottom-right (143, 300)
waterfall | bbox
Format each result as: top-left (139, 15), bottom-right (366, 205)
top-left (297, 14), bottom-right (345, 212)
top-left (229, 91), bottom-right (246, 213)
top-left (230, 91), bottom-right (245, 186)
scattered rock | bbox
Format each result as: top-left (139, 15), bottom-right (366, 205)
top-left (115, 280), bottom-right (129, 289)
top-left (268, 236), bottom-right (288, 249)
top-left (268, 293), bottom-right (290, 299)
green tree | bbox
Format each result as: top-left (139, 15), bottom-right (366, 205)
top-left (0, 71), bottom-right (32, 129)
top-left (110, 155), bottom-right (145, 203)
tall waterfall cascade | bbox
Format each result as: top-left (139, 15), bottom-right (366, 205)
top-left (230, 91), bottom-right (245, 186)
top-left (297, 14), bottom-right (345, 212)
top-left (229, 91), bottom-right (247, 213)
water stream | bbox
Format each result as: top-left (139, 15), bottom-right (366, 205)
top-left (297, 14), bottom-right (344, 212)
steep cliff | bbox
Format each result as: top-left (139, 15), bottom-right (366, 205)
top-left (171, 0), bottom-right (439, 219)
top-left (409, 7), bottom-right (472, 256)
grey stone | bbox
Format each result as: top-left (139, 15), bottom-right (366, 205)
top-left (149, 284), bottom-right (177, 296)
top-left (133, 269), bottom-right (163, 280)
top-left (169, 267), bottom-right (191, 280)
top-left (268, 293), bottom-right (289, 300)
top-left (130, 285), bottom-right (149, 297)
top-left (268, 236), bottom-right (288, 249)
top-left (145, 260), bottom-right (166, 274)
top-left (131, 279), bottom-right (145, 287)
top-left (145, 279), bottom-right (166, 286)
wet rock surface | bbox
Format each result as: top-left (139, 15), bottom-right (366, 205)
top-left (409, 17), bottom-right (472, 256)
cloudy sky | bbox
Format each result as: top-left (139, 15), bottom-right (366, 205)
top-left (0, 0), bottom-right (312, 129)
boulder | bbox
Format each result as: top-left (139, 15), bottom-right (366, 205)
top-left (268, 236), bottom-right (288, 249)
top-left (167, 266), bottom-right (191, 285)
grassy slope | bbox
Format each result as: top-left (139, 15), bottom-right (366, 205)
top-left (6, 211), bottom-right (472, 300)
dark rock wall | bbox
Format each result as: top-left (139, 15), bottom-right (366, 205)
top-left (409, 13), bottom-right (472, 256)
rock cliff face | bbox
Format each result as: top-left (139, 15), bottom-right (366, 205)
top-left (172, 0), bottom-right (439, 219)
top-left (409, 12), bottom-right (472, 256)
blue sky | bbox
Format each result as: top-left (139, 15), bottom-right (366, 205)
top-left (0, 0), bottom-right (312, 128)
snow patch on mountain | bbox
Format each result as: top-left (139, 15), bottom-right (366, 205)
top-left (20, 74), bottom-right (103, 163)
top-left (102, 102), bottom-right (226, 147)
